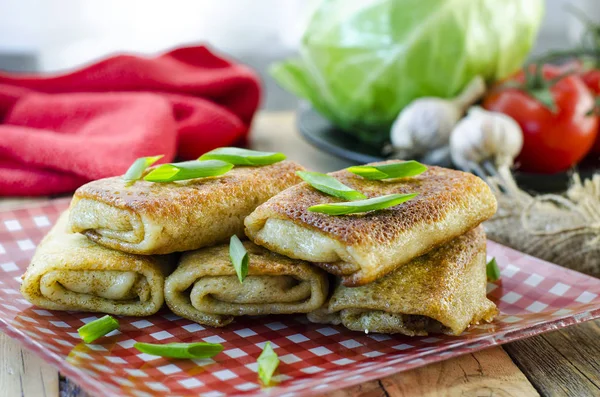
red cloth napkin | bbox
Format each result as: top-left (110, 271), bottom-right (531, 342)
top-left (0, 46), bottom-right (261, 196)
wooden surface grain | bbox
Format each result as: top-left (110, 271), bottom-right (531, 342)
top-left (0, 111), bottom-right (598, 397)
top-left (332, 348), bottom-right (539, 397)
top-left (504, 319), bottom-right (600, 397)
top-left (0, 332), bottom-right (58, 397)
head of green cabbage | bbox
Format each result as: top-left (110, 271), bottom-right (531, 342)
top-left (271, 0), bottom-right (544, 145)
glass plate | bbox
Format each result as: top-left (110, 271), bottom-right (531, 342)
top-left (0, 198), bottom-right (599, 397)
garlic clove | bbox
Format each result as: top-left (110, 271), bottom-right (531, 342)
top-left (450, 106), bottom-right (523, 170)
top-left (390, 98), bottom-right (462, 155)
top-left (389, 76), bottom-right (486, 158)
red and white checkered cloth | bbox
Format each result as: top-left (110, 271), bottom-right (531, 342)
top-left (0, 199), bottom-right (599, 397)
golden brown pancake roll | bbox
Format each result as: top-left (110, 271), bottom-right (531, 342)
top-left (165, 241), bottom-right (329, 327)
top-left (21, 212), bottom-right (173, 316)
top-left (245, 161), bottom-right (497, 286)
top-left (308, 227), bottom-right (497, 336)
top-left (68, 161), bottom-right (304, 255)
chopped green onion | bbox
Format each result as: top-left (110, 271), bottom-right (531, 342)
top-left (257, 342), bottom-right (279, 386)
top-left (487, 257), bottom-right (501, 281)
top-left (297, 171), bottom-right (366, 201)
top-left (134, 342), bottom-right (223, 359)
top-left (124, 155), bottom-right (164, 182)
top-left (144, 160), bottom-right (233, 183)
top-left (308, 193), bottom-right (418, 215)
top-left (348, 161), bottom-right (427, 180)
top-left (77, 315), bottom-right (119, 343)
top-left (199, 147), bottom-right (286, 166)
top-left (229, 235), bottom-right (249, 283)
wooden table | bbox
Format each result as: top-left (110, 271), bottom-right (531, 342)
top-left (1, 111), bottom-right (599, 397)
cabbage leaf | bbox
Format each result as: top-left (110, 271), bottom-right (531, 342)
top-left (271, 0), bottom-right (544, 144)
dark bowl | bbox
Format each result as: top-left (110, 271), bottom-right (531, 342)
top-left (297, 106), bottom-right (599, 193)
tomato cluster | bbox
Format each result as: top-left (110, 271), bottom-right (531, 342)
top-left (483, 65), bottom-right (599, 174)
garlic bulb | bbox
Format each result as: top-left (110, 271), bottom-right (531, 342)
top-left (449, 107), bottom-right (523, 171)
top-left (390, 76), bottom-right (486, 157)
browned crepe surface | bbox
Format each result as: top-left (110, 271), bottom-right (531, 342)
top-left (21, 212), bottom-right (173, 316)
top-left (245, 161), bottom-right (497, 286)
top-left (68, 161), bottom-right (304, 255)
top-left (308, 227), bottom-right (497, 336)
top-left (165, 241), bottom-right (329, 327)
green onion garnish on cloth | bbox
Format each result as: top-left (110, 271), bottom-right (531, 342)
top-left (199, 147), bottom-right (286, 166)
top-left (297, 171), bottom-right (366, 201)
top-left (144, 160), bottom-right (233, 182)
top-left (230, 235), bottom-right (249, 283)
top-left (77, 315), bottom-right (119, 343)
top-left (123, 155), bottom-right (164, 182)
top-left (308, 193), bottom-right (418, 215)
top-left (487, 257), bottom-right (501, 281)
top-left (134, 342), bottom-right (224, 359)
top-left (347, 160), bottom-right (427, 180)
top-left (257, 342), bottom-right (279, 386)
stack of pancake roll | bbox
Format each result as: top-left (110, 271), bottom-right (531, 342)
top-left (21, 147), bottom-right (499, 336)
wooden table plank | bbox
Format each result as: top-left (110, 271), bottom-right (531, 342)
top-left (0, 332), bottom-right (58, 397)
top-left (59, 375), bottom-right (91, 397)
top-left (250, 111), bottom-right (353, 173)
top-left (332, 347), bottom-right (539, 397)
top-left (504, 319), bottom-right (600, 397)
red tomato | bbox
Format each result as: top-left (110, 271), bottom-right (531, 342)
top-left (581, 69), bottom-right (600, 95)
top-left (580, 69), bottom-right (600, 154)
top-left (483, 65), bottom-right (599, 174)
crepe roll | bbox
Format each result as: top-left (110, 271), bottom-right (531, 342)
top-left (68, 161), bottom-right (304, 255)
top-left (21, 212), bottom-right (173, 316)
top-left (165, 241), bottom-right (329, 327)
top-left (308, 227), bottom-right (497, 336)
top-left (245, 161), bottom-right (497, 286)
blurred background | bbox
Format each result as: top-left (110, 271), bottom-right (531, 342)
top-left (0, 0), bottom-right (598, 110)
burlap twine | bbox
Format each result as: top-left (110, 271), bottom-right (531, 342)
top-left (485, 172), bottom-right (600, 278)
